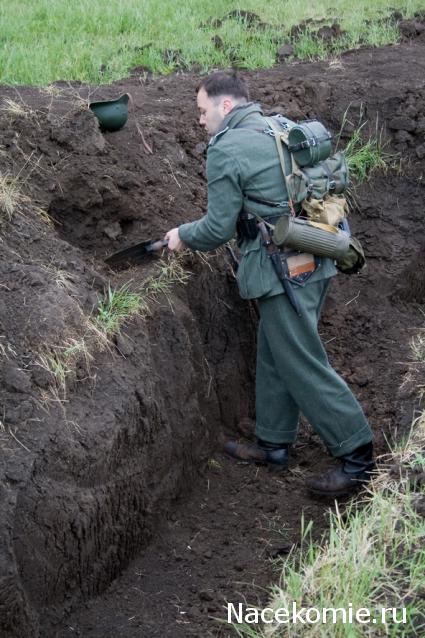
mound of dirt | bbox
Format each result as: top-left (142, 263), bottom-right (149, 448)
top-left (0, 39), bottom-right (424, 638)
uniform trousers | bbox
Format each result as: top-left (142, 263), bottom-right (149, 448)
top-left (255, 278), bottom-right (373, 457)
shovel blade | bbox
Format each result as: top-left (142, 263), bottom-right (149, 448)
top-left (105, 239), bottom-right (168, 267)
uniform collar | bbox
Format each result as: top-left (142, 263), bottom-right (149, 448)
top-left (209, 102), bottom-right (263, 145)
top-left (220, 101), bottom-right (263, 130)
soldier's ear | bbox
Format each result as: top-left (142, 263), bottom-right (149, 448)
top-left (222, 97), bottom-right (233, 115)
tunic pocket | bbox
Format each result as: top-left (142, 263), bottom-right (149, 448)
top-left (237, 235), bottom-right (275, 299)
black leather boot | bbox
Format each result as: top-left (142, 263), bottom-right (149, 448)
top-left (307, 442), bottom-right (374, 497)
top-left (224, 438), bottom-right (289, 471)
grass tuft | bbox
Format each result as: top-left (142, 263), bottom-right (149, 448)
top-left (339, 114), bottom-right (399, 183)
top-left (0, 173), bottom-right (31, 221)
top-left (143, 254), bottom-right (191, 308)
top-left (38, 350), bottom-right (75, 397)
top-left (0, 97), bottom-right (35, 118)
top-left (96, 283), bottom-right (142, 336)
top-left (344, 127), bottom-right (391, 182)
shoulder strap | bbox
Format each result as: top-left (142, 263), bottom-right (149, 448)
top-left (265, 117), bottom-right (290, 174)
top-left (265, 117), bottom-right (299, 214)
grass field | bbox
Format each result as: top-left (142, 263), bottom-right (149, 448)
top-left (0, 0), bottom-right (424, 85)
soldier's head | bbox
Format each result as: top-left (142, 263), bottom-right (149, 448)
top-left (197, 72), bottom-right (249, 136)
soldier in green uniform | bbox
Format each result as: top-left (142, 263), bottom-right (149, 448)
top-left (165, 72), bottom-right (374, 496)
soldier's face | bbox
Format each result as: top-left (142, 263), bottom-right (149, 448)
top-left (197, 87), bottom-right (231, 136)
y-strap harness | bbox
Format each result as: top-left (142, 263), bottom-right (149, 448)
top-left (254, 117), bottom-right (305, 317)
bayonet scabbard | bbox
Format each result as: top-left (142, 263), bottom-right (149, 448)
top-left (258, 222), bottom-right (302, 318)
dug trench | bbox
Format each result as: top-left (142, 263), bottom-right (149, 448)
top-left (0, 39), bottom-right (425, 638)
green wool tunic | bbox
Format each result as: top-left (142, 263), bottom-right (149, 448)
top-left (179, 102), bottom-right (373, 455)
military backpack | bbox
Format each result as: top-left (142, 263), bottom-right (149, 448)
top-left (264, 115), bottom-right (365, 275)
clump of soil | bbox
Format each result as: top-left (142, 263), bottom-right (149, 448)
top-left (398, 13), bottom-right (425, 40)
top-left (290, 19), bottom-right (346, 42)
top-left (0, 39), bottom-right (424, 638)
top-left (203, 9), bottom-right (271, 30)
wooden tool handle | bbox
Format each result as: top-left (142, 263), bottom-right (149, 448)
top-left (149, 239), bottom-right (169, 252)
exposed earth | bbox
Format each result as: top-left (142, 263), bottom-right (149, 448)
top-left (1, 36), bottom-right (425, 638)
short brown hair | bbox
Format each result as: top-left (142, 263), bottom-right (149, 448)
top-left (198, 72), bottom-right (249, 101)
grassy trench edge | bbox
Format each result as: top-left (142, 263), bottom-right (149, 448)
top-left (1, 1), bottom-right (425, 84)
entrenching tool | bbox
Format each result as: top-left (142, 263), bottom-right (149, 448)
top-left (105, 239), bottom-right (168, 267)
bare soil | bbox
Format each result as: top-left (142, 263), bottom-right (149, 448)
top-left (0, 37), bottom-right (425, 638)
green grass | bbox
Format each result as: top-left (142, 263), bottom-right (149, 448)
top-left (96, 256), bottom-right (190, 333)
top-left (0, 1), bottom-right (424, 84)
top-left (96, 282), bottom-right (142, 335)
top-left (339, 116), bottom-right (399, 182)
top-left (226, 414), bottom-right (425, 637)
top-left (344, 129), bottom-right (393, 182)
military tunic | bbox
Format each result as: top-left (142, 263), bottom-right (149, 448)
top-left (179, 102), bottom-right (373, 457)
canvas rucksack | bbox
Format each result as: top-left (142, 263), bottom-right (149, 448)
top-left (264, 115), bottom-right (365, 274)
